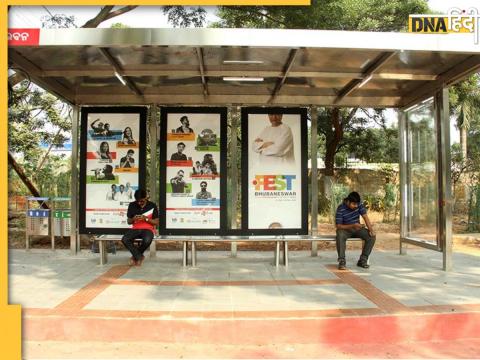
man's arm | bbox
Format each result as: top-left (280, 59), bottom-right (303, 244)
top-left (361, 213), bottom-right (375, 236)
top-left (336, 223), bottom-right (364, 231)
top-left (260, 127), bottom-right (293, 157)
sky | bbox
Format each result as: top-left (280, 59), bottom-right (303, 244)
top-left (10, 1), bottom-right (480, 144)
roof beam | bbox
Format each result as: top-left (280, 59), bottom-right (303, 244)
top-left (268, 48), bottom-right (298, 103)
top-left (98, 48), bottom-right (143, 97)
top-left (9, 50), bottom-right (75, 103)
top-left (334, 51), bottom-right (396, 104)
top-left (40, 67), bottom-right (437, 81)
top-left (401, 54), bottom-right (480, 109)
top-left (75, 93), bottom-right (401, 107)
top-left (195, 47), bottom-right (209, 97)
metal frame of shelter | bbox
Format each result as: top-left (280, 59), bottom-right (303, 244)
top-left (8, 28), bottom-right (480, 271)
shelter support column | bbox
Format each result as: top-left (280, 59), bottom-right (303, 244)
top-left (149, 105), bottom-right (159, 258)
top-left (230, 106), bottom-right (239, 257)
top-left (70, 105), bottom-right (80, 255)
top-left (399, 110), bottom-right (407, 255)
top-left (435, 88), bottom-right (452, 271)
top-left (310, 106), bottom-right (319, 256)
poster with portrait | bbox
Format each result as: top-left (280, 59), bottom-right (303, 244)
top-left (241, 107), bottom-right (308, 235)
top-left (159, 107), bottom-right (227, 234)
top-left (79, 107), bottom-right (147, 234)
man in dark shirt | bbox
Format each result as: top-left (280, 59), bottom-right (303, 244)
top-left (170, 170), bottom-right (186, 193)
top-left (170, 142), bottom-right (188, 161)
top-left (122, 189), bottom-right (159, 266)
top-left (119, 149), bottom-right (135, 168)
top-left (335, 191), bottom-right (375, 270)
top-left (175, 116), bottom-right (194, 133)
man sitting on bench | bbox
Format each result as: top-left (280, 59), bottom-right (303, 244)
top-left (335, 191), bottom-right (375, 270)
top-left (122, 189), bottom-right (159, 266)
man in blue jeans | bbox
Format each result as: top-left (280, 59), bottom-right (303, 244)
top-left (335, 191), bottom-right (375, 270)
top-left (122, 189), bottom-right (159, 266)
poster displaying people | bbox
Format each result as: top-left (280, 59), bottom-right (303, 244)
top-left (243, 108), bottom-right (307, 232)
top-left (161, 108), bottom-right (226, 232)
top-left (80, 108), bottom-right (146, 233)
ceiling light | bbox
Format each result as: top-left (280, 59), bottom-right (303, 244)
top-left (223, 77), bottom-right (264, 82)
top-left (115, 71), bottom-right (126, 86)
top-left (223, 60), bottom-right (264, 64)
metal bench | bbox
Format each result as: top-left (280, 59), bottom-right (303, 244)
top-left (93, 235), bottom-right (189, 266)
top-left (93, 234), bottom-right (368, 267)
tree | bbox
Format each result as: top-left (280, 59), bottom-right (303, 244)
top-left (162, 6), bottom-right (207, 28)
top-left (450, 73), bottom-right (480, 160)
top-left (214, 0), bottom-right (429, 194)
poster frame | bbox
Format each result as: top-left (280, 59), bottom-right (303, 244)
top-left (159, 107), bottom-right (228, 236)
top-left (79, 106), bottom-right (148, 235)
top-left (241, 107), bottom-right (308, 235)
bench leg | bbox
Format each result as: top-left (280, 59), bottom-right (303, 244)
top-left (99, 241), bottom-right (108, 265)
top-left (311, 240), bottom-right (318, 257)
top-left (283, 241), bottom-right (289, 267)
top-left (191, 242), bottom-right (197, 267)
top-left (182, 241), bottom-right (188, 267)
top-left (275, 241), bottom-right (280, 268)
top-left (230, 242), bottom-right (237, 258)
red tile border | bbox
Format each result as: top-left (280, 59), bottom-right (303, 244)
top-left (54, 265), bottom-right (131, 310)
top-left (325, 264), bottom-right (413, 314)
top-left (23, 312), bottom-right (480, 344)
top-left (112, 278), bottom-right (343, 287)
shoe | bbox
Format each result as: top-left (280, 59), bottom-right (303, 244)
top-left (128, 256), bottom-right (136, 266)
top-left (338, 260), bottom-right (346, 270)
top-left (357, 259), bottom-right (370, 269)
top-left (136, 255), bottom-right (145, 266)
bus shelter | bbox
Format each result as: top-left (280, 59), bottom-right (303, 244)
top-left (8, 28), bottom-right (480, 270)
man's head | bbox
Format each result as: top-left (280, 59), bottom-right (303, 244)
top-left (104, 123), bottom-right (110, 130)
top-left (268, 113), bottom-right (283, 127)
top-left (180, 116), bottom-right (189, 126)
top-left (134, 189), bottom-right (148, 207)
top-left (119, 184), bottom-right (125, 192)
top-left (177, 170), bottom-right (184, 178)
top-left (200, 181), bottom-right (207, 190)
top-left (345, 191), bottom-right (361, 210)
top-left (177, 142), bottom-right (186, 153)
top-left (103, 165), bottom-right (113, 174)
top-left (96, 120), bottom-right (104, 128)
top-left (125, 182), bottom-right (131, 188)
top-left (195, 161), bottom-right (201, 166)
top-left (127, 149), bottom-right (134, 157)
top-left (111, 184), bottom-right (117, 191)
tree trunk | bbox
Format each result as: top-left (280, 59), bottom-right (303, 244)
top-left (323, 108), bottom-right (343, 195)
top-left (460, 126), bottom-right (467, 159)
top-left (8, 152), bottom-right (49, 209)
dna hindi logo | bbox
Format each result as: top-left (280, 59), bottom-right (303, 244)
top-left (409, 7), bottom-right (480, 44)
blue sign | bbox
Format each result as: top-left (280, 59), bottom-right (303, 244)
top-left (27, 210), bottom-right (50, 217)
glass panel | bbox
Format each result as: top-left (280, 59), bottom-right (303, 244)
top-left (406, 100), bottom-right (438, 245)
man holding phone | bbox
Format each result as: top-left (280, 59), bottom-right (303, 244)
top-left (121, 189), bottom-right (159, 266)
top-left (335, 191), bottom-right (375, 270)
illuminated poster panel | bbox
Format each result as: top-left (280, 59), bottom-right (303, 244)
top-left (242, 107), bottom-right (308, 235)
top-left (160, 107), bottom-right (227, 235)
top-left (79, 107), bottom-right (147, 234)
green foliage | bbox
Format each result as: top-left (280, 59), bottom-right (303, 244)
top-left (9, 81), bottom-right (71, 161)
top-left (329, 183), bottom-right (350, 222)
top-left (163, 6), bottom-right (206, 27)
top-left (214, 0), bottom-right (429, 31)
top-left (362, 193), bottom-right (383, 212)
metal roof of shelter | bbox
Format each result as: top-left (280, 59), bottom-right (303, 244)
top-left (8, 28), bottom-right (480, 108)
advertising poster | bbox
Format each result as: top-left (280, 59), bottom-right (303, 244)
top-left (80, 107), bottom-right (146, 234)
top-left (242, 108), bottom-right (308, 235)
top-left (160, 107), bottom-right (227, 234)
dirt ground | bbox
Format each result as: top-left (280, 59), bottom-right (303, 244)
top-left (8, 211), bottom-right (480, 252)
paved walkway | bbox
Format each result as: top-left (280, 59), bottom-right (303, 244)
top-left (9, 247), bottom-right (480, 358)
